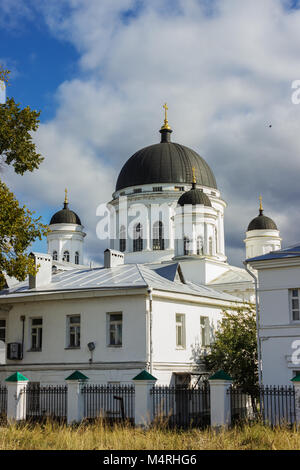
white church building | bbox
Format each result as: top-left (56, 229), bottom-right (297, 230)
top-left (0, 108), bottom-right (282, 386)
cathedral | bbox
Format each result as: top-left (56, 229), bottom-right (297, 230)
top-left (0, 106), bottom-right (282, 385)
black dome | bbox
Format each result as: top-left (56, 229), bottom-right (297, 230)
top-left (50, 202), bottom-right (81, 225)
top-left (178, 185), bottom-right (212, 207)
top-left (116, 128), bottom-right (217, 191)
top-left (247, 209), bottom-right (277, 231)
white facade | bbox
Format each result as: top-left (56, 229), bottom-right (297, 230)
top-left (248, 250), bottom-right (300, 385)
top-left (47, 222), bottom-right (86, 266)
top-left (244, 228), bottom-right (281, 259)
top-left (0, 256), bottom-right (241, 385)
top-left (108, 182), bottom-right (226, 265)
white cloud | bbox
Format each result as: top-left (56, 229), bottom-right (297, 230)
top-left (4, 0), bottom-right (300, 266)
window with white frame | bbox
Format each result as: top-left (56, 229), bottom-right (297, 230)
top-left (196, 236), bottom-right (203, 255)
top-left (200, 316), bottom-right (210, 347)
top-left (107, 313), bottom-right (122, 346)
top-left (152, 221), bottom-right (164, 251)
top-left (0, 319), bottom-right (6, 343)
top-left (75, 251), bottom-right (79, 264)
top-left (63, 250), bottom-right (70, 262)
top-left (31, 318), bottom-right (43, 351)
top-left (133, 224), bottom-right (143, 252)
top-left (67, 315), bottom-right (81, 347)
top-left (290, 289), bottom-right (300, 321)
top-left (53, 250), bottom-right (58, 261)
top-left (183, 237), bottom-right (190, 256)
top-left (176, 314), bottom-right (186, 348)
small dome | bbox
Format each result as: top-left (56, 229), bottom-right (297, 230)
top-left (247, 209), bottom-right (277, 231)
top-left (178, 185), bottom-right (212, 207)
top-left (50, 194), bottom-right (81, 225)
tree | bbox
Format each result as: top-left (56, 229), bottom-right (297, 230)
top-left (204, 307), bottom-right (258, 397)
top-left (0, 66), bottom-right (48, 289)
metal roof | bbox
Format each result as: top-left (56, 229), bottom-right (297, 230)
top-left (246, 244), bottom-right (300, 263)
top-left (0, 262), bottom-right (240, 303)
top-left (116, 129), bottom-right (217, 191)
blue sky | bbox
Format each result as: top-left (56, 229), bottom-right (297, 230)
top-left (2, 0), bottom-right (300, 266)
top-left (0, 15), bottom-right (78, 121)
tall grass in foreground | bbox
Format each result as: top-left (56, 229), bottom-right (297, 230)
top-left (0, 420), bottom-right (300, 450)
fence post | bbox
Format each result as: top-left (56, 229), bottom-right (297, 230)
top-left (5, 372), bottom-right (29, 422)
top-left (208, 370), bottom-right (232, 428)
top-left (132, 370), bottom-right (157, 427)
top-left (291, 376), bottom-right (300, 427)
top-left (65, 370), bottom-right (89, 424)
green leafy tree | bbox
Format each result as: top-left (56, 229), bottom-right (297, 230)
top-left (0, 66), bottom-right (48, 289)
top-left (204, 307), bottom-right (259, 397)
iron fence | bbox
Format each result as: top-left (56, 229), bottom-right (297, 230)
top-left (21, 384), bottom-right (67, 422)
top-left (227, 386), bottom-right (255, 424)
top-left (260, 385), bottom-right (296, 427)
top-left (81, 384), bottom-right (135, 423)
top-left (0, 385), bottom-right (7, 423)
top-left (151, 385), bottom-right (210, 429)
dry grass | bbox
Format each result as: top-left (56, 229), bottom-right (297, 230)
top-left (0, 420), bottom-right (300, 450)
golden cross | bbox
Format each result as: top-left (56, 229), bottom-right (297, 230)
top-left (192, 167), bottom-right (196, 184)
top-left (163, 103), bottom-right (168, 122)
top-left (65, 188), bottom-right (68, 204)
top-left (161, 103), bottom-right (171, 130)
top-left (259, 195), bottom-right (263, 211)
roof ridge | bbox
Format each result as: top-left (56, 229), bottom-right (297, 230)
top-left (136, 264), bottom-right (151, 288)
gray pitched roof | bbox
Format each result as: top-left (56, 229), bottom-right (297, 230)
top-left (0, 262), bottom-right (241, 303)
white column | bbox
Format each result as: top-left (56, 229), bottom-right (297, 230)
top-left (291, 378), bottom-right (300, 428)
top-left (65, 371), bottom-right (89, 424)
top-left (132, 370), bottom-right (157, 427)
top-left (5, 372), bottom-right (29, 422)
top-left (209, 370), bottom-right (232, 428)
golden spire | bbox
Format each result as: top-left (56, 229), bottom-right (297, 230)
top-left (192, 167), bottom-right (197, 184)
top-left (161, 102), bottom-right (171, 130)
top-left (64, 188), bottom-right (68, 204)
top-left (259, 195), bottom-right (263, 211)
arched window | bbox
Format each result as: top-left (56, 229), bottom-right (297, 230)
top-left (119, 225), bottom-right (126, 253)
top-left (53, 250), bottom-right (58, 261)
top-left (214, 227), bottom-right (218, 254)
top-left (133, 223), bottom-right (143, 252)
top-left (209, 237), bottom-right (213, 256)
top-left (184, 237), bottom-right (190, 256)
top-left (75, 251), bottom-right (79, 264)
top-left (152, 221), bottom-right (164, 250)
top-left (196, 236), bottom-right (203, 255)
top-left (63, 250), bottom-right (70, 262)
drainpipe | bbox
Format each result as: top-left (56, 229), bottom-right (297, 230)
top-left (20, 315), bottom-right (25, 360)
top-left (147, 288), bottom-right (153, 375)
top-left (243, 262), bottom-right (262, 386)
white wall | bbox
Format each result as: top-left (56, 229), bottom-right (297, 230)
top-left (151, 297), bottom-right (224, 374)
top-left (256, 264), bottom-right (300, 385)
top-left (1, 294), bottom-right (147, 377)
